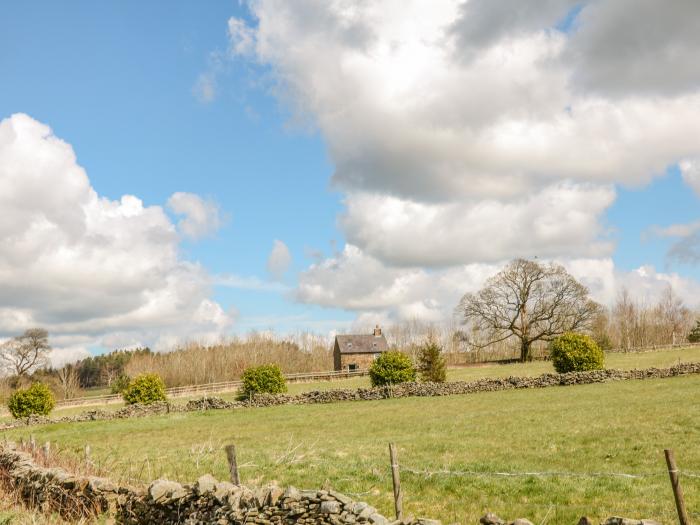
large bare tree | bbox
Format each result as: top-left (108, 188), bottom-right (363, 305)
top-left (458, 259), bottom-right (601, 362)
top-left (0, 328), bottom-right (51, 376)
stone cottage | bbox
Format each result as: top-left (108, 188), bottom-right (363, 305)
top-left (333, 326), bottom-right (389, 371)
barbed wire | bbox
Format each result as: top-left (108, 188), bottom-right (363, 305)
top-left (400, 465), bottom-right (700, 480)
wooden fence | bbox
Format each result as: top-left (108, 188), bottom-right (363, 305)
top-left (53, 368), bottom-right (370, 410)
top-left (40, 341), bottom-right (700, 411)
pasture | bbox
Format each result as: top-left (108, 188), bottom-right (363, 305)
top-left (4, 361), bottom-right (700, 523)
top-left (18, 344), bottom-right (700, 422)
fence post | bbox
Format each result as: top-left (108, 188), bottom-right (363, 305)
top-left (225, 444), bottom-right (240, 485)
top-left (664, 449), bottom-right (690, 525)
top-left (389, 443), bottom-right (403, 520)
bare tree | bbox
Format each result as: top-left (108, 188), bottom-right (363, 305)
top-left (0, 328), bottom-right (51, 376)
top-left (656, 285), bottom-right (691, 345)
top-left (56, 363), bottom-right (81, 399)
top-left (458, 259), bottom-right (600, 362)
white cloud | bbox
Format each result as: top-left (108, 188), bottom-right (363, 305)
top-left (296, 244), bottom-right (499, 318)
top-left (266, 239), bottom-right (292, 280)
top-left (224, 2), bottom-right (700, 321)
top-left (193, 73), bottom-right (217, 103)
top-left (298, 247), bottom-right (700, 324)
top-left (229, 17), bottom-right (256, 56)
top-left (229, 0), bottom-right (700, 277)
top-left (0, 113), bottom-right (234, 360)
top-left (215, 273), bottom-right (289, 293)
top-left (342, 183), bottom-right (615, 266)
top-left (680, 158), bottom-right (700, 197)
top-left (565, 0), bottom-right (700, 97)
top-left (167, 191), bottom-right (223, 239)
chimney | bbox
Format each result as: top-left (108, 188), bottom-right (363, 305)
top-left (373, 325), bottom-right (382, 336)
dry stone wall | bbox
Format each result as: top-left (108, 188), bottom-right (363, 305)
top-left (3, 362), bottom-right (700, 431)
top-left (0, 444), bottom-right (664, 524)
top-left (0, 443), bottom-right (422, 524)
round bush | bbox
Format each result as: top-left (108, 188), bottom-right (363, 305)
top-left (550, 333), bottom-right (604, 373)
top-left (369, 351), bottom-right (416, 387)
top-left (7, 382), bottom-right (56, 419)
top-left (240, 364), bottom-right (287, 398)
top-left (122, 373), bottom-right (166, 405)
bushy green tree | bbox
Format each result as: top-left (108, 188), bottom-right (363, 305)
top-left (122, 373), bottom-right (166, 405)
top-left (7, 382), bottom-right (56, 419)
top-left (688, 321), bottom-right (700, 343)
top-left (417, 339), bottom-right (447, 383)
top-left (240, 364), bottom-right (287, 398)
top-left (110, 373), bottom-right (131, 394)
top-left (369, 351), bottom-right (416, 387)
top-left (550, 333), bottom-right (604, 373)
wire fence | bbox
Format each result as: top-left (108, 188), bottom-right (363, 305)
top-left (9, 434), bottom-right (696, 524)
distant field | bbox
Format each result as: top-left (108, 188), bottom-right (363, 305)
top-left (5, 372), bottom-right (700, 523)
top-left (26, 345), bottom-right (700, 421)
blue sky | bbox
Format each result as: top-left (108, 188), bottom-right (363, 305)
top-left (2, 1), bottom-right (354, 335)
top-left (2, 1), bottom-right (700, 359)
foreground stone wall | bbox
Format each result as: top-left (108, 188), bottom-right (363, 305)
top-left (3, 362), bottom-right (700, 430)
top-left (0, 444), bottom-right (663, 524)
top-left (0, 443), bottom-right (418, 524)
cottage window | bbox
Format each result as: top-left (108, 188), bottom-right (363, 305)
top-left (348, 363), bottom-right (358, 371)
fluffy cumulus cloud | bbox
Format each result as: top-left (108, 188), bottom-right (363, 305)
top-left (342, 184), bottom-right (615, 266)
top-left (266, 240), bottom-right (292, 280)
top-left (231, 1), bottom-right (700, 319)
top-left (167, 191), bottom-right (223, 239)
top-left (297, 249), bottom-right (700, 323)
top-left (0, 114), bottom-right (233, 363)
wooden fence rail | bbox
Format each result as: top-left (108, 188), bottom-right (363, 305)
top-left (51, 368), bottom-right (371, 410)
top-left (31, 340), bottom-right (700, 412)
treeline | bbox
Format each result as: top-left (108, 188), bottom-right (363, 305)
top-left (124, 333), bottom-right (332, 387)
top-left (2, 285), bottom-right (699, 400)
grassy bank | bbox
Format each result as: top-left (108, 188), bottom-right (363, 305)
top-left (33, 345), bottom-right (700, 421)
top-left (4, 373), bottom-right (699, 523)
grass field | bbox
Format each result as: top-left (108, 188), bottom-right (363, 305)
top-left (4, 370), bottom-right (700, 523)
top-left (31, 345), bottom-right (700, 422)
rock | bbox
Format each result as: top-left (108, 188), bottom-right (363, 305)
top-left (510, 520), bottom-right (534, 525)
top-left (480, 513), bottom-right (505, 525)
top-left (195, 473), bottom-right (218, 494)
top-left (149, 479), bottom-right (185, 503)
top-left (266, 486), bottom-right (284, 506)
top-left (213, 481), bottom-right (236, 503)
top-left (321, 501), bottom-right (342, 514)
top-left (417, 520), bottom-right (441, 525)
top-left (330, 490), bottom-right (354, 506)
top-left (369, 513), bottom-right (389, 525)
top-left (640, 521), bottom-right (661, 525)
top-left (577, 518), bottom-right (594, 525)
top-left (284, 486), bottom-right (301, 501)
top-left (357, 504), bottom-right (377, 520)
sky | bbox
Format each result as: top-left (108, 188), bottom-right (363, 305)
top-left (2, 1), bottom-right (700, 364)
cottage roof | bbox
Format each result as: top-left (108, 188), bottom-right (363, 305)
top-left (335, 334), bottom-right (388, 354)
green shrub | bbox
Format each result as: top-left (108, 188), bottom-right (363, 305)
top-left (417, 339), bottom-right (447, 383)
top-left (7, 382), bottom-right (56, 419)
top-left (122, 373), bottom-right (166, 405)
top-left (688, 321), bottom-right (700, 343)
top-left (110, 373), bottom-right (131, 394)
top-left (369, 351), bottom-right (416, 387)
top-left (240, 364), bottom-right (287, 398)
top-left (593, 333), bottom-right (613, 353)
top-left (550, 333), bottom-right (604, 373)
